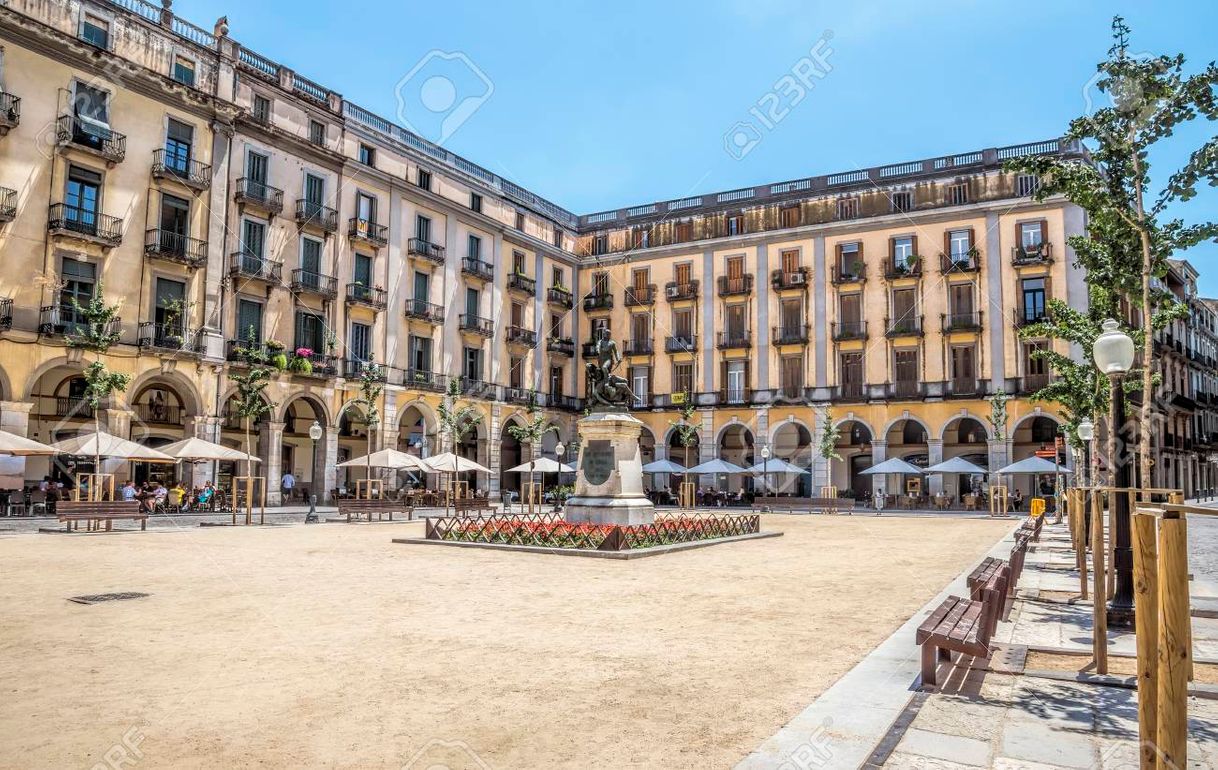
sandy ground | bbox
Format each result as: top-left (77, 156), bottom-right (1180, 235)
top-left (0, 515), bottom-right (1011, 769)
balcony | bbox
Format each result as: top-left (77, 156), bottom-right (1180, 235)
top-left (665, 281), bottom-right (699, 302)
top-left (942, 311), bottom-right (983, 332)
top-left (292, 350), bottom-right (339, 378)
top-left (137, 322), bottom-right (201, 354)
top-left (289, 269), bottom-right (338, 300)
top-left (547, 286), bottom-right (574, 309)
top-left (459, 313), bottom-right (494, 337)
top-left (462, 257), bottom-right (494, 282)
top-left (234, 177), bottom-right (284, 215)
top-left (886, 315), bottom-right (924, 337)
top-left (583, 292), bottom-right (613, 312)
top-left (225, 338), bottom-right (266, 363)
top-left (403, 368), bottom-right (447, 393)
top-left (547, 337), bottom-right (575, 357)
top-left (832, 321), bottom-right (868, 341)
top-left (408, 238), bottom-right (445, 265)
top-left (887, 381), bottom-right (927, 400)
top-left (944, 378), bottom-right (986, 398)
top-left (581, 340), bottom-right (598, 358)
top-left (718, 389), bottom-right (753, 406)
top-left (228, 252), bottom-right (283, 283)
top-left (1018, 374), bottom-right (1052, 394)
top-left (348, 218), bottom-right (388, 248)
top-left (772, 268), bottom-right (810, 291)
top-left (940, 250), bottom-right (981, 274)
top-left (716, 331), bottom-right (752, 349)
top-left (404, 298), bottom-right (444, 324)
top-left (772, 325), bottom-right (810, 345)
top-left (0, 92), bottom-right (19, 132)
top-left (56, 115), bottom-right (126, 163)
top-left (0, 298), bottom-right (11, 331)
top-left (832, 383), bottom-right (868, 402)
top-left (506, 325), bottom-right (538, 348)
top-left (504, 387), bottom-right (536, 406)
top-left (508, 273), bottom-right (537, 297)
top-left (1013, 308), bottom-right (1050, 329)
top-left (344, 360), bottom-right (388, 381)
top-left (151, 149), bottom-right (211, 190)
top-left (345, 283), bottom-right (387, 311)
top-left (134, 401), bottom-right (183, 426)
top-left (883, 259), bottom-right (923, 280)
top-left (624, 285), bottom-right (656, 306)
top-left (295, 200), bottom-right (338, 233)
top-left (55, 396), bottom-right (94, 419)
top-left (624, 339), bottom-right (653, 356)
top-left (1011, 243), bottom-right (1054, 266)
top-left (39, 305), bottom-right (121, 338)
top-left (460, 377), bottom-right (498, 400)
top-left (665, 335), bottom-right (697, 354)
top-left (717, 275), bottom-right (754, 297)
top-left (830, 265), bottom-right (867, 285)
top-left (144, 229), bottom-right (207, 269)
top-left (48, 204), bottom-right (123, 247)
top-left (0, 187), bottom-right (14, 223)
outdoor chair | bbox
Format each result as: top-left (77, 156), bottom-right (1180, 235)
top-left (7, 493), bottom-right (26, 517)
top-left (28, 490), bottom-right (47, 515)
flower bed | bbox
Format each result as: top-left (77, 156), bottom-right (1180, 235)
top-left (425, 512), bottom-right (761, 551)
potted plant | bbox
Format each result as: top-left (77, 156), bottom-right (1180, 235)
top-left (265, 339), bottom-right (288, 370)
top-left (851, 259), bottom-right (864, 279)
top-left (288, 347), bottom-right (314, 374)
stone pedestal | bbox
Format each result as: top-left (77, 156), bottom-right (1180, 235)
top-left (564, 412), bottom-right (655, 526)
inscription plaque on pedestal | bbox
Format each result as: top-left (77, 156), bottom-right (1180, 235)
top-left (581, 440), bottom-right (614, 486)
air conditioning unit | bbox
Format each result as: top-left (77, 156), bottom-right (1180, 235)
top-left (666, 285), bottom-right (680, 299)
top-left (789, 271), bottom-right (806, 285)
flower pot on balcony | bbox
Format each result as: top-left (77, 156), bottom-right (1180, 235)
top-left (270, 352), bottom-right (289, 371)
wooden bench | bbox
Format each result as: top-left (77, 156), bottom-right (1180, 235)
top-left (752, 497), bottom-right (856, 515)
top-left (335, 499), bottom-right (413, 523)
top-left (453, 497), bottom-right (492, 513)
top-left (57, 501), bottom-right (147, 532)
top-left (917, 565), bottom-right (1009, 688)
top-left (1023, 513), bottom-right (1043, 541)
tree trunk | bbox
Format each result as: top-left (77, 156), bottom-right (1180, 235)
top-left (1133, 153), bottom-right (1154, 490)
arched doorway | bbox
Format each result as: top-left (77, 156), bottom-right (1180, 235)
top-left (281, 395), bottom-right (328, 502)
top-left (499, 421), bottom-right (524, 494)
top-left (26, 366), bottom-right (99, 486)
top-left (771, 421), bottom-right (813, 496)
top-left (834, 419), bottom-right (873, 499)
top-left (1011, 413), bottom-right (1062, 499)
top-left (884, 418), bottom-right (929, 496)
top-left (717, 423), bottom-right (754, 493)
top-left (337, 404), bottom-right (372, 490)
top-left (218, 392), bottom-right (270, 494)
top-left (940, 416), bottom-right (989, 499)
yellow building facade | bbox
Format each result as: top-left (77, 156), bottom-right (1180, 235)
top-left (9, 0), bottom-right (1205, 504)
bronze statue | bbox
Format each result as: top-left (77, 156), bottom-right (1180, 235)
top-left (586, 328), bottom-right (635, 408)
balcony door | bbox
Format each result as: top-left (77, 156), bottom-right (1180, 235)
top-left (236, 299), bottom-right (263, 343)
top-left (551, 366), bottom-right (565, 398)
top-left (241, 219), bottom-right (265, 272)
top-left (781, 299), bottom-right (802, 336)
top-left (950, 283), bottom-right (974, 321)
top-left (159, 193), bottom-right (190, 254)
top-left (353, 254), bottom-right (373, 289)
top-left (465, 287), bottom-right (479, 320)
top-left (349, 322), bottom-right (371, 363)
top-left (781, 355), bottom-right (804, 397)
top-left (245, 151), bottom-right (268, 194)
top-left (840, 293), bottom-right (861, 329)
top-left (304, 174), bottom-right (324, 207)
top-left (64, 165), bottom-right (101, 233)
top-left (153, 278), bottom-right (186, 336)
top-left (60, 259), bottom-right (96, 330)
top-left (673, 309), bottom-right (693, 341)
top-left (725, 304), bottom-right (747, 341)
top-left (300, 238), bottom-right (322, 288)
top-left (463, 347), bottom-right (482, 382)
top-left (723, 361), bottom-right (748, 403)
top-left (295, 312), bottom-right (325, 355)
top-left (782, 248), bottom-right (801, 274)
top-left (164, 119), bottom-right (193, 173)
top-left (893, 349), bottom-right (919, 393)
top-left (840, 352), bottom-right (864, 397)
top-left (630, 366), bottom-right (649, 407)
top-left (892, 287), bottom-right (917, 331)
top-left (631, 313), bottom-right (649, 346)
top-left (675, 262), bottom-right (691, 286)
top-left (408, 334), bottom-right (432, 374)
top-left (951, 345), bottom-right (976, 392)
top-left (356, 193), bottom-right (376, 225)
top-left (415, 214), bottom-right (431, 242)
top-left (413, 271), bottom-right (429, 305)
top-left (1021, 277), bottom-right (1046, 322)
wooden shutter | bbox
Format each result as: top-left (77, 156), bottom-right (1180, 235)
top-left (911, 235), bottom-right (919, 258)
top-left (943, 230), bottom-right (951, 259)
top-left (967, 227), bottom-right (975, 252)
top-left (720, 361), bottom-right (728, 394)
top-left (1039, 220), bottom-right (1049, 246)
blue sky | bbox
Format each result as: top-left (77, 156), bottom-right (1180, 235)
top-left (181, 0), bottom-right (1217, 290)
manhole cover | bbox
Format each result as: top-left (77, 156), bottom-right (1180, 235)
top-left (67, 592), bottom-right (150, 605)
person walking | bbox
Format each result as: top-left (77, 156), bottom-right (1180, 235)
top-left (281, 471), bottom-right (296, 503)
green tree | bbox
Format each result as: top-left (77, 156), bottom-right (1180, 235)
top-left (506, 401), bottom-right (560, 502)
top-left (436, 378), bottom-right (483, 516)
top-left (67, 285), bottom-right (130, 483)
top-left (817, 409), bottom-right (842, 463)
top-left (229, 328), bottom-right (274, 479)
top-left (1005, 16), bottom-right (1217, 487)
top-left (351, 362), bottom-right (384, 496)
top-left (668, 398), bottom-right (699, 502)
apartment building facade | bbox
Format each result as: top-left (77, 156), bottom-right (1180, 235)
top-left (0, 0), bottom-right (1212, 501)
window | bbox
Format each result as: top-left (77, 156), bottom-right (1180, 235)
top-left (891, 288), bottom-right (917, 330)
top-left (465, 287), bottom-right (480, 319)
top-left (838, 242), bottom-right (860, 278)
top-left (64, 165), bottom-right (101, 228)
top-left (780, 356), bottom-right (804, 396)
top-left (172, 56), bottom-right (195, 87)
top-left (950, 283), bottom-right (975, 320)
top-left (890, 191), bottom-right (913, 213)
top-left (723, 361), bottom-right (748, 402)
top-left (300, 238), bottom-right (322, 281)
top-left (839, 293), bottom-right (861, 327)
top-left (631, 313), bottom-right (650, 342)
top-left (515, 211), bottom-right (525, 230)
top-left (673, 309), bottom-right (694, 339)
top-left (551, 267), bottom-right (565, 289)
top-left (781, 249), bottom-right (801, 274)
top-left (413, 271), bottom-right (430, 303)
top-left (674, 222), bottom-right (693, 242)
top-left (240, 219), bottom-right (265, 265)
top-left (236, 299), bottom-right (263, 343)
top-left (1021, 277), bottom-right (1047, 322)
top-left (893, 349), bottom-right (919, 383)
top-left (948, 229), bottom-right (972, 259)
top-left (725, 304), bottom-right (747, 339)
top-left (353, 253), bottom-right (373, 287)
top-left (164, 119), bottom-right (193, 174)
top-left (950, 346), bottom-right (976, 388)
top-left (509, 357), bottom-right (524, 389)
top-left (358, 143), bottom-right (375, 166)
top-left (593, 272), bottom-right (609, 295)
top-left (632, 228), bottom-right (650, 250)
top-left (415, 215), bottom-right (431, 243)
top-left (512, 250), bottom-right (526, 275)
top-left (416, 168), bottom-right (431, 190)
top-left (158, 193), bottom-right (190, 249)
top-left (1024, 341), bottom-right (1048, 378)
top-left (675, 262), bottom-right (692, 286)
top-left (550, 367), bottom-right (565, 398)
top-left (550, 313), bottom-right (563, 337)
top-left (308, 120), bottom-right (325, 146)
top-left (1019, 221), bottom-right (1046, 252)
top-left (409, 334), bottom-right (432, 373)
top-left (510, 301), bottom-right (524, 328)
top-left (725, 214), bottom-right (743, 236)
top-left (467, 234), bottom-right (482, 260)
top-left (296, 312), bottom-right (326, 354)
top-left (947, 183), bottom-right (968, 206)
top-left (553, 227), bottom-right (563, 247)
top-left (74, 82), bottom-right (110, 127)
top-left (245, 151), bottom-right (269, 186)
top-left (355, 192), bottom-right (376, 225)
top-left (673, 363), bottom-right (694, 395)
top-left (60, 259), bottom-right (97, 330)
top-left (892, 236), bottom-right (916, 271)
top-left (780, 299), bottom-right (802, 333)
top-left (630, 366), bottom-right (649, 407)
top-left (349, 322), bottom-right (372, 363)
top-left (1016, 174), bottom-right (1040, 197)
top-left (304, 174), bottom-right (325, 208)
top-left (591, 235), bottom-right (608, 256)
top-left (251, 94), bottom-right (271, 124)
top-left (463, 347), bottom-right (483, 382)
top-left (470, 192), bottom-right (482, 213)
top-left (836, 197), bottom-right (859, 220)
top-left (780, 206), bottom-right (800, 228)
top-left (80, 13), bottom-right (109, 48)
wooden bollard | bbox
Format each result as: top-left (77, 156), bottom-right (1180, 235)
top-left (1091, 489), bottom-right (1107, 675)
top-left (1077, 489), bottom-right (1089, 600)
top-left (1156, 513), bottom-right (1189, 769)
top-left (1131, 512), bottom-right (1159, 770)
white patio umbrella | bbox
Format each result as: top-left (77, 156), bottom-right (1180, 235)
top-left (996, 456), bottom-right (1073, 475)
top-left (423, 452), bottom-right (492, 475)
top-left (504, 457), bottom-right (576, 474)
top-left (859, 457), bottom-right (924, 475)
top-left (0, 430), bottom-right (58, 456)
top-left (924, 457), bottom-right (988, 475)
top-left (641, 459), bottom-right (686, 474)
top-left (744, 458), bottom-right (810, 475)
top-left (50, 431), bottom-right (174, 462)
top-left (687, 458), bottom-right (748, 475)
top-left (337, 447), bottom-right (430, 471)
top-left (159, 436), bottom-right (262, 464)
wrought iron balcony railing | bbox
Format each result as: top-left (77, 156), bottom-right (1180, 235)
top-left (665, 335), bottom-right (697, 353)
top-left (1013, 308), bottom-right (1050, 328)
top-left (884, 259), bottom-right (924, 280)
top-left (134, 401), bottom-right (183, 425)
top-left (48, 203), bottom-right (123, 246)
top-left (348, 218), bottom-right (388, 247)
top-left (506, 325), bottom-right (538, 347)
top-left (404, 298), bottom-right (444, 323)
top-left (459, 313), bottom-right (494, 337)
top-left (151, 148), bottom-right (211, 189)
top-left (144, 228), bottom-right (207, 268)
top-left (0, 187), bottom-right (14, 222)
top-left (832, 320), bottom-right (867, 341)
top-left (289, 269), bottom-right (338, 299)
top-left (0, 298), bottom-right (11, 331)
top-left (624, 285), bottom-right (656, 306)
top-left (717, 275), bottom-right (753, 297)
top-left (772, 268), bottom-right (810, 290)
top-left (295, 200), bottom-right (338, 233)
top-left (940, 250), bottom-right (981, 273)
top-left (772, 325), bottom-right (810, 345)
top-left (1011, 243), bottom-right (1054, 266)
top-left (624, 339), bottom-right (653, 356)
top-left (508, 273), bottom-right (537, 296)
top-left (942, 311), bottom-right (983, 332)
top-left (886, 315), bottom-right (924, 337)
top-left (408, 237), bottom-right (445, 264)
top-left (832, 383), bottom-right (868, 402)
top-left (228, 252), bottom-right (283, 283)
top-left (546, 337), bottom-right (575, 357)
top-left (345, 283), bottom-right (387, 310)
top-left (402, 368), bottom-right (447, 392)
top-left (39, 305), bottom-right (121, 338)
top-left (547, 286), bottom-right (574, 309)
top-left (0, 92), bottom-right (20, 131)
top-left (583, 293), bottom-right (613, 312)
top-left (234, 177), bottom-right (284, 214)
top-left (716, 331), bottom-right (752, 349)
top-left (137, 322), bottom-right (201, 353)
top-left (665, 281), bottom-right (699, 301)
top-left (344, 360), bottom-right (387, 381)
top-left (830, 264), bottom-right (867, 284)
top-left (57, 115), bottom-right (125, 162)
top-left (462, 257), bottom-right (494, 281)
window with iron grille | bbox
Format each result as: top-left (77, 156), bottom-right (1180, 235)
top-left (836, 197), bottom-right (858, 220)
top-left (947, 183), bottom-right (968, 206)
top-left (308, 120), bottom-right (325, 146)
top-left (890, 191), bottom-right (913, 213)
top-left (1016, 174), bottom-right (1040, 197)
top-left (416, 168), bottom-right (431, 190)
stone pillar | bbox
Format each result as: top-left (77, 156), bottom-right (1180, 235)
top-left (202, 120), bottom-right (234, 362)
top-left (989, 438), bottom-right (1009, 486)
top-left (263, 420), bottom-right (285, 505)
top-left (100, 407), bottom-right (134, 479)
top-left (927, 438), bottom-right (944, 496)
top-left (488, 404), bottom-right (501, 497)
top-left (564, 412), bottom-right (655, 525)
top-left (0, 401), bottom-right (34, 485)
top-left (870, 439), bottom-right (888, 503)
top-left (188, 415), bottom-right (219, 488)
top-left (322, 429), bottom-right (339, 502)
top-left (810, 406), bottom-right (831, 492)
top-left (699, 410), bottom-right (715, 487)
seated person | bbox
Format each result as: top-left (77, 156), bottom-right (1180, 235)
top-left (169, 482), bottom-right (188, 511)
top-left (197, 483), bottom-right (215, 508)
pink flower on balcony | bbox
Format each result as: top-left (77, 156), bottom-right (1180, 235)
top-left (295, 347), bottom-right (314, 358)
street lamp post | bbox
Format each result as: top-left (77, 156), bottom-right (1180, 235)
top-left (761, 445), bottom-right (771, 502)
top-left (1093, 319), bottom-right (1136, 627)
top-left (307, 420), bottom-right (323, 521)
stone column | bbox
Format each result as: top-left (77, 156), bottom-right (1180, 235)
top-left (322, 428), bottom-right (339, 502)
top-left (101, 407), bottom-right (134, 479)
top-left (488, 404), bottom-right (501, 497)
top-left (927, 438), bottom-right (944, 496)
top-left (263, 420), bottom-right (285, 506)
top-left (0, 401), bottom-right (33, 485)
top-left (810, 406), bottom-right (831, 492)
top-left (870, 438), bottom-right (888, 504)
top-left (201, 120), bottom-right (234, 363)
top-left (188, 415), bottom-right (218, 488)
top-left (989, 438), bottom-right (1009, 486)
